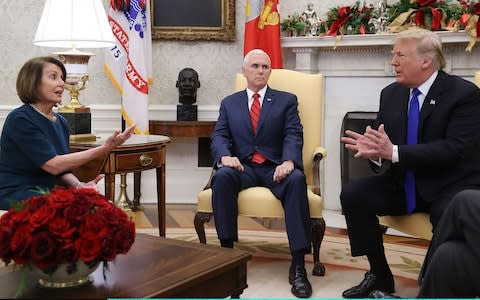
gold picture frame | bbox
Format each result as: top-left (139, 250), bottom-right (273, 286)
top-left (150, 0), bottom-right (236, 41)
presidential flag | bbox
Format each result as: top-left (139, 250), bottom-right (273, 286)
top-left (104, 0), bottom-right (152, 134)
top-left (244, 0), bottom-right (283, 68)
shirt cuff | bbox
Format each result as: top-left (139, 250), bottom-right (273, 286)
top-left (392, 145), bottom-right (399, 163)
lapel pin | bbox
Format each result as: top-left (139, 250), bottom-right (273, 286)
top-left (430, 99), bottom-right (436, 105)
top-left (266, 98), bottom-right (272, 102)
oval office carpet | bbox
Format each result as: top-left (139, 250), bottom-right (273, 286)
top-left (137, 227), bottom-right (425, 298)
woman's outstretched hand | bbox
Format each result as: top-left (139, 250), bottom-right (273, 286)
top-left (104, 123), bottom-right (136, 151)
top-left (76, 175), bottom-right (104, 192)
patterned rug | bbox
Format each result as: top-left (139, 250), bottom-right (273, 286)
top-left (137, 227), bottom-right (426, 298)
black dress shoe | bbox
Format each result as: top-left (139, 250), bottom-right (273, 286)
top-left (289, 265), bottom-right (312, 298)
top-left (342, 272), bottom-right (395, 298)
top-left (369, 290), bottom-right (401, 298)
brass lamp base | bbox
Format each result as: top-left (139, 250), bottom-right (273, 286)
top-left (58, 105), bottom-right (90, 114)
top-left (59, 106), bottom-right (94, 142)
top-left (69, 133), bottom-right (97, 143)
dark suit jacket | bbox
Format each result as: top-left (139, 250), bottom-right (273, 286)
top-left (374, 70), bottom-right (480, 203)
top-left (211, 86), bottom-right (304, 169)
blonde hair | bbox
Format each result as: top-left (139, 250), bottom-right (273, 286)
top-left (395, 28), bottom-right (446, 70)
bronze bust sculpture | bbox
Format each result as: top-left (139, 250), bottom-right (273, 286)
top-left (176, 68), bottom-right (201, 105)
top-left (176, 68), bottom-right (200, 120)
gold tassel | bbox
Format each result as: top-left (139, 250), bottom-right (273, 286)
top-left (465, 15), bottom-right (479, 52)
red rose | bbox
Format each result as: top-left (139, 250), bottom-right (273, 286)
top-left (416, 0), bottom-right (436, 6)
top-left (64, 198), bottom-right (93, 223)
top-left (10, 224), bottom-right (32, 264)
top-left (75, 232), bottom-right (102, 262)
top-left (48, 188), bottom-right (75, 208)
top-left (97, 206), bottom-right (121, 226)
top-left (113, 207), bottom-right (130, 222)
top-left (0, 225), bottom-right (12, 264)
top-left (0, 187), bottom-right (134, 273)
top-left (74, 188), bottom-right (101, 203)
top-left (57, 240), bottom-right (78, 263)
top-left (92, 196), bottom-right (113, 209)
top-left (29, 204), bottom-right (57, 228)
top-left (112, 220), bottom-right (135, 254)
top-left (100, 237), bottom-right (117, 261)
top-left (48, 217), bottom-right (76, 239)
top-left (26, 195), bottom-right (49, 211)
top-left (83, 214), bottom-right (109, 238)
top-left (4, 209), bottom-right (30, 227)
top-left (30, 230), bottom-right (58, 270)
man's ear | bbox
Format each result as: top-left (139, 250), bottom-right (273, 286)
top-left (175, 80), bottom-right (179, 88)
top-left (422, 56), bottom-right (433, 69)
top-left (197, 81), bottom-right (201, 88)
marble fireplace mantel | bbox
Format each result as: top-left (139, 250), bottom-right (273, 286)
top-left (281, 31), bottom-right (480, 77)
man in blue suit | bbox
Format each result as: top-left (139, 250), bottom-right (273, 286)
top-left (341, 28), bottom-right (480, 298)
top-left (210, 49), bottom-right (312, 298)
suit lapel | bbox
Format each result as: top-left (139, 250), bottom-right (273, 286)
top-left (419, 71), bottom-right (447, 134)
top-left (397, 87), bottom-right (410, 144)
top-left (257, 87), bottom-right (274, 134)
top-left (239, 90), bottom-right (254, 134)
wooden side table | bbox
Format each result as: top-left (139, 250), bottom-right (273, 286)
top-left (149, 120), bottom-right (216, 168)
top-left (70, 135), bottom-right (171, 236)
top-left (149, 120), bottom-right (216, 137)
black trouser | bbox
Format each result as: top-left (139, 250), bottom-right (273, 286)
top-left (340, 175), bottom-right (450, 257)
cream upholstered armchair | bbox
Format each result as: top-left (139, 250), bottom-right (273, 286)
top-left (378, 71), bottom-right (480, 240)
top-left (379, 213), bottom-right (432, 240)
top-left (194, 69), bottom-right (327, 276)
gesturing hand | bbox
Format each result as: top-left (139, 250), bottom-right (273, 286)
top-left (104, 123), bottom-right (136, 151)
top-left (341, 124), bottom-right (393, 161)
top-left (77, 175), bottom-right (104, 192)
top-left (363, 124), bottom-right (393, 161)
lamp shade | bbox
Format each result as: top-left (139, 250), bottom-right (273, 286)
top-left (33, 0), bottom-right (115, 49)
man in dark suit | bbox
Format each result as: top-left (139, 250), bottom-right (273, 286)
top-left (210, 49), bottom-right (312, 298)
top-left (416, 189), bottom-right (480, 297)
top-left (340, 28), bottom-right (480, 298)
top-left (371, 189), bottom-right (480, 298)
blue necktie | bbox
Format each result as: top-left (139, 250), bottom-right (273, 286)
top-left (405, 88), bottom-right (421, 214)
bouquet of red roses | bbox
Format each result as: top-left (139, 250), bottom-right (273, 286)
top-left (0, 187), bottom-right (135, 275)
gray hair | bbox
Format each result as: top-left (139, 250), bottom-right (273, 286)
top-left (395, 28), bottom-right (446, 70)
top-left (243, 49), bottom-right (271, 67)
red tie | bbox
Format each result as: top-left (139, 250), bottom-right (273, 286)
top-left (250, 93), bottom-right (266, 164)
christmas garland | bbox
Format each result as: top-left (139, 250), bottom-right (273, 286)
top-left (281, 0), bottom-right (480, 51)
